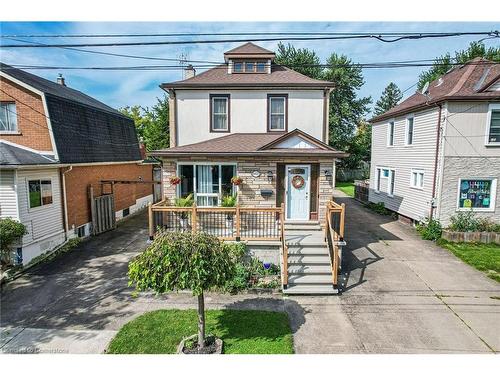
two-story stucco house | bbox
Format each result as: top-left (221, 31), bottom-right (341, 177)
top-left (1, 63), bottom-right (156, 266)
top-left (149, 43), bottom-right (347, 294)
top-left (368, 58), bottom-right (500, 226)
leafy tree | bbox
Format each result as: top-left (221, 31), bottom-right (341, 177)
top-left (323, 53), bottom-right (372, 160)
top-left (128, 231), bottom-right (240, 350)
top-left (120, 94), bottom-right (169, 151)
top-left (374, 82), bottom-right (402, 116)
top-left (274, 42), bottom-right (322, 79)
top-left (417, 41), bottom-right (500, 90)
top-left (0, 218), bottom-right (27, 268)
top-left (342, 121), bottom-right (372, 169)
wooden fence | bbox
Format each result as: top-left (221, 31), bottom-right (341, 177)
top-left (89, 186), bottom-right (116, 235)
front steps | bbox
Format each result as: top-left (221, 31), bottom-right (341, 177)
top-left (283, 222), bottom-right (339, 295)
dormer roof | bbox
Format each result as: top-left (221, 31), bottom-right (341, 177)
top-left (223, 42), bottom-right (276, 61)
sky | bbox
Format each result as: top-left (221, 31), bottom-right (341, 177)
top-left (1, 22), bottom-right (498, 114)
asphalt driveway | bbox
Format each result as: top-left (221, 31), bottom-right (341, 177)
top-left (1, 195), bottom-right (499, 354)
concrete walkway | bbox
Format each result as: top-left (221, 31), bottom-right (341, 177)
top-left (1, 197), bottom-right (499, 354)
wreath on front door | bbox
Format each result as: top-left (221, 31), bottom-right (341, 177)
top-left (291, 175), bottom-right (305, 189)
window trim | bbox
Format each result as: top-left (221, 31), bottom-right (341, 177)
top-left (0, 101), bottom-right (19, 133)
top-left (267, 94), bottom-right (288, 132)
top-left (456, 177), bottom-right (497, 212)
top-left (485, 103), bottom-right (500, 146)
top-left (209, 94), bottom-right (230, 133)
top-left (410, 168), bottom-right (425, 190)
top-left (388, 169), bottom-right (396, 197)
top-left (176, 162), bottom-right (237, 207)
top-left (27, 178), bottom-right (54, 211)
top-left (232, 59), bottom-right (268, 74)
top-left (387, 120), bottom-right (395, 147)
top-left (405, 115), bottom-right (414, 146)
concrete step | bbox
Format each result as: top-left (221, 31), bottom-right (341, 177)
top-left (287, 274), bottom-right (333, 284)
top-left (284, 220), bottom-right (320, 225)
top-left (287, 247), bottom-right (329, 255)
top-left (287, 242), bottom-right (328, 248)
top-left (288, 265), bottom-right (332, 274)
top-left (284, 225), bottom-right (322, 231)
top-left (283, 284), bottom-right (339, 295)
top-left (287, 255), bottom-right (331, 265)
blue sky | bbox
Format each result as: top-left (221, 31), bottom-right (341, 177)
top-left (1, 22), bottom-right (498, 113)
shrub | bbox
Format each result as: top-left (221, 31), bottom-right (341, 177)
top-left (416, 218), bottom-right (442, 241)
top-left (221, 195), bottom-right (237, 208)
top-left (449, 211), bottom-right (479, 232)
top-left (364, 202), bottom-right (391, 215)
top-left (0, 218), bottom-right (27, 267)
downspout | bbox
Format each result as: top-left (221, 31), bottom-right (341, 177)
top-left (429, 104), bottom-right (442, 220)
top-left (62, 165), bottom-right (73, 238)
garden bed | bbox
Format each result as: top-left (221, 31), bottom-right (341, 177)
top-left (442, 230), bottom-right (500, 244)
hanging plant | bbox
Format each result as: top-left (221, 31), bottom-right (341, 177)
top-left (231, 176), bottom-right (243, 186)
top-left (169, 176), bottom-right (181, 186)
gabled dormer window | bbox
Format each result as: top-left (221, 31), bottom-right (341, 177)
top-left (210, 94), bottom-right (230, 132)
top-left (232, 60), bottom-right (268, 73)
top-left (233, 62), bottom-right (243, 73)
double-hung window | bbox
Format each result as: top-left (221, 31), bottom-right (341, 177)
top-left (178, 164), bottom-right (237, 207)
top-left (457, 178), bottom-right (497, 211)
top-left (210, 94), bottom-right (230, 132)
top-left (486, 104), bottom-right (500, 145)
top-left (405, 117), bottom-right (414, 145)
top-left (387, 121), bottom-right (395, 146)
top-left (0, 102), bottom-right (18, 132)
top-left (28, 179), bottom-right (53, 209)
top-left (410, 169), bottom-right (424, 189)
top-left (268, 94), bottom-right (287, 131)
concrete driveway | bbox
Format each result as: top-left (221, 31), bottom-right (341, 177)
top-left (1, 195), bottom-right (499, 354)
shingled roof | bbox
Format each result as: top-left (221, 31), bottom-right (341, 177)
top-left (149, 129), bottom-right (347, 157)
top-left (1, 63), bottom-right (143, 164)
top-left (0, 141), bottom-right (58, 167)
top-left (224, 42), bottom-right (275, 57)
top-left (370, 58), bottom-right (500, 123)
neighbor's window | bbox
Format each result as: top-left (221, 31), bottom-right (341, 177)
top-left (387, 121), bottom-right (395, 146)
top-left (28, 179), bottom-right (53, 208)
top-left (210, 95), bottom-right (229, 132)
top-left (389, 170), bottom-right (396, 196)
top-left (0, 102), bottom-right (18, 132)
top-left (410, 169), bottom-right (424, 189)
top-left (376, 168), bottom-right (381, 192)
top-left (487, 107), bottom-right (500, 144)
top-left (457, 178), bottom-right (497, 211)
top-left (177, 164), bottom-right (236, 207)
top-left (406, 117), bottom-right (414, 145)
top-left (268, 95), bottom-right (286, 131)
top-left (233, 62), bottom-right (243, 73)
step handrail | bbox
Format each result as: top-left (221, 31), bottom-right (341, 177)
top-left (324, 200), bottom-right (345, 287)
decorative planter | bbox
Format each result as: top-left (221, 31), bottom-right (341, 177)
top-left (442, 230), bottom-right (500, 244)
top-left (177, 334), bottom-right (223, 354)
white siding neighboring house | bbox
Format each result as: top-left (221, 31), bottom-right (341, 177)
top-left (369, 58), bottom-right (500, 226)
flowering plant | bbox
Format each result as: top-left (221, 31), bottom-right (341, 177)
top-left (169, 176), bottom-right (181, 185)
top-left (231, 176), bottom-right (243, 185)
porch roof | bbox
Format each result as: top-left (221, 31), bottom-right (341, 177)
top-left (149, 130), bottom-right (348, 158)
top-left (0, 141), bottom-right (58, 167)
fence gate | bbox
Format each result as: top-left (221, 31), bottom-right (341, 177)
top-left (89, 185), bottom-right (116, 235)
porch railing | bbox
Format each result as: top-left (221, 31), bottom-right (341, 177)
top-left (324, 200), bottom-right (346, 287)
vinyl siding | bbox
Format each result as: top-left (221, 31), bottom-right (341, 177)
top-left (0, 169), bottom-right (19, 219)
top-left (369, 107), bottom-right (440, 221)
top-left (16, 168), bottom-right (64, 244)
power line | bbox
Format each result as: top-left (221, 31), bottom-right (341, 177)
top-left (1, 31), bottom-right (498, 48)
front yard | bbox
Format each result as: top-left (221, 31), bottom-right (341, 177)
top-left (437, 240), bottom-right (500, 282)
top-left (106, 309), bottom-right (294, 354)
top-left (336, 181), bottom-right (354, 197)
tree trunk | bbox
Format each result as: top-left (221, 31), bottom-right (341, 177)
top-left (197, 291), bottom-right (205, 349)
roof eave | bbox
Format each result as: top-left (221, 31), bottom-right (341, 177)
top-left (160, 82), bottom-right (335, 90)
top-left (148, 151), bottom-right (347, 158)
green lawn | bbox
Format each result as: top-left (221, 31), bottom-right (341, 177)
top-left (438, 240), bottom-right (500, 282)
top-left (107, 309), bottom-right (294, 354)
top-left (336, 181), bottom-right (354, 197)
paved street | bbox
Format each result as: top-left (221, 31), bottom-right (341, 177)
top-left (1, 193), bottom-right (499, 354)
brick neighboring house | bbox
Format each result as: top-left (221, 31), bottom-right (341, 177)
top-left (368, 58), bottom-right (500, 226)
top-left (0, 63), bottom-right (157, 265)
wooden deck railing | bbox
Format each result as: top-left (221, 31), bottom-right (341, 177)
top-left (324, 200), bottom-right (346, 287)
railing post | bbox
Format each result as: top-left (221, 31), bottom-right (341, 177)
top-left (235, 204), bottom-right (241, 241)
top-left (280, 203), bottom-right (288, 287)
top-left (340, 203), bottom-right (345, 239)
top-left (148, 201), bottom-right (154, 241)
top-left (192, 203), bottom-right (197, 233)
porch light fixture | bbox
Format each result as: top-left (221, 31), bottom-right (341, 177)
top-left (266, 170), bottom-right (274, 182)
top-left (324, 169), bottom-right (332, 177)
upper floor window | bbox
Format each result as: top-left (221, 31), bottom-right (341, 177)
top-left (232, 60), bottom-right (267, 73)
top-left (233, 62), bottom-right (243, 73)
top-left (486, 104), bottom-right (500, 145)
top-left (0, 102), bottom-right (18, 132)
top-left (28, 179), bottom-right (53, 209)
top-left (268, 94), bottom-right (287, 132)
top-left (387, 121), bottom-right (395, 146)
top-left (405, 117), bottom-right (414, 145)
top-left (410, 169), bottom-right (424, 189)
top-left (210, 94), bottom-right (230, 132)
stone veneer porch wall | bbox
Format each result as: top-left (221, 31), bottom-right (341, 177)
top-left (159, 156), bottom-right (335, 224)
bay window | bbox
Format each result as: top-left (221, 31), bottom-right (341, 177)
top-left (268, 94), bottom-right (287, 131)
top-left (177, 163), bottom-right (237, 207)
top-left (210, 94), bottom-right (230, 132)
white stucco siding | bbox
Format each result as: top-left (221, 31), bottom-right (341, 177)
top-left (175, 89), bottom-right (324, 145)
top-left (369, 106), bottom-right (441, 221)
top-left (0, 169), bottom-right (19, 220)
top-left (16, 168), bottom-right (64, 245)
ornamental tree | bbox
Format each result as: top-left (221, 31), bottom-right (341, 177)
top-left (128, 231), bottom-right (240, 349)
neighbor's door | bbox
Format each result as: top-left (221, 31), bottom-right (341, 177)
top-left (286, 165), bottom-right (310, 220)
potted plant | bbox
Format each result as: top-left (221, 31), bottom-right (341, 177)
top-left (230, 176), bottom-right (243, 186)
top-left (174, 193), bottom-right (194, 229)
top-left (170, 176), bottom-right (181, 186)
top-left (221, 195), bottom-right (237, 229)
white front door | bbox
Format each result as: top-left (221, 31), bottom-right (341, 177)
top-left (286, 165), bottom-right (310, 220)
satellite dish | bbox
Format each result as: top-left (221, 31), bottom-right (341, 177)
top-left (421, 81), bottom-right (430, 95)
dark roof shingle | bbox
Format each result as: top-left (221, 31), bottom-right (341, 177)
top-left (0, 142), bottom-right (58, 166)
top-left (224, 42), bottom-right (275, 56)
